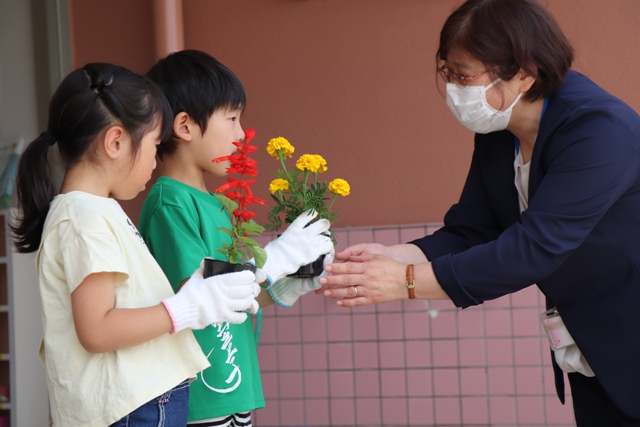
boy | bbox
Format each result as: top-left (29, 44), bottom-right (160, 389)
top-left (139, 50), bottom-right (333, 426)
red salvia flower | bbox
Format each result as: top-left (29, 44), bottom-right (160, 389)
top-left (234, 209), bottom-right (256, 221)
top-left (244, 128), bottom-right (255, 142)
top-left (213, 128), bottom-right (266, 225)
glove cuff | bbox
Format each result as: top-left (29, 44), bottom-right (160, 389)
top-left (267, 283), bottom-right (295, 308)
top-left (162, 294), bottom-right (199, 334)
top-left (263, 272), bottom-right (274, 288)
top-left (161, 300), bottom-right (179, 335)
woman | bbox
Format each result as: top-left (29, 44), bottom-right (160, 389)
top-left (320, 0), bottom-right (640, 425)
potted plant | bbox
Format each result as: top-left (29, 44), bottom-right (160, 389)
top-left (265, 136), bottom-right (350, 277)
top-left (206, 128), bottom-right (267, 278)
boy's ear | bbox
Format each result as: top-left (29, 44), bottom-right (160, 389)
top-left (102, 125), bottom-right (125, 159)
top-left (174, 112), bottom-right (193, 142)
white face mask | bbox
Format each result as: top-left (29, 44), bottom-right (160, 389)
top-left (446, 78), bottom-right (523, 134)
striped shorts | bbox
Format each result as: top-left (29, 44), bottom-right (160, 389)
top-left (188, 412), bottom-right (252, 427)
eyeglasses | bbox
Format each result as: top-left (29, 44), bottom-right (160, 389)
top-left (438, 65), bottom-right (498, 87)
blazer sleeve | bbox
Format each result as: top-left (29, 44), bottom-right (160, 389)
top-left (431, 107), bottom-right (640, 308)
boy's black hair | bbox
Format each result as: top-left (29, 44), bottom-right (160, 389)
top-left (145, 49), bottom-right (246, 159)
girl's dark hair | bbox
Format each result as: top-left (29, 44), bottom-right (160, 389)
top-left (145, 49), bottom-right (246, 159)
top-left (12, 63), bottom-right (173, 253)
top-left (437, 0), bottom-right (574, 101)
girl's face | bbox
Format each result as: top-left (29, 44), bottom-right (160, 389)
top-left (117, 125), bottom-right (161, 200)
top-left (195, 107), bottom-right (245, 177)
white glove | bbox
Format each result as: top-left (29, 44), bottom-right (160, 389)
top-left (262, 210), bottom-right (334, 284)
top-left (247, 268), bottom-right (266, 315)
top-left (268, 250), bottom-right (334, 307)
top-left (162, 263), bottom-right (263, 334)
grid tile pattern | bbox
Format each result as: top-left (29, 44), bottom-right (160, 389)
top-left (253, 224), bottom-right (576, 426)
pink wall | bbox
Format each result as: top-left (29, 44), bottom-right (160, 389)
top-left (69, 0), bottom-right (156, 74)
top-left (69, 0), bottom-right (640, 229)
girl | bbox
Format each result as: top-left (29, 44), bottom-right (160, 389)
top-left (11, 63), bottom-right (263, 427)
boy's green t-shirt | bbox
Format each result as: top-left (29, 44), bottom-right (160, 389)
top-left (139, 176), bottom-right (265, 420)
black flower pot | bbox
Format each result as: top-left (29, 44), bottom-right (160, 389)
top-left (287, 254), bottom-right (325, 279)
top-left (203, 257), bottom-right (256, 278)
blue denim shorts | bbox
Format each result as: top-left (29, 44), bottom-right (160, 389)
top-left (109, 379), bottom-right (190, 427)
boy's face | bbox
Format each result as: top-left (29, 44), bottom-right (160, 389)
top-left (194, 107), bottom-right (245, 177)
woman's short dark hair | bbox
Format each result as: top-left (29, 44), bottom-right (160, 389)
top-left (145, 50), bottom-right (246, 159)
top-left (437, 0), bottom-right (574, 101)
top-left (12, 63), bottom-right (172, 253)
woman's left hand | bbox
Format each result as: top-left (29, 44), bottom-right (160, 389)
top-left (319, 253), bottom-right (407, 307)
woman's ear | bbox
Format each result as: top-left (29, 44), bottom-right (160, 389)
top-left (102, 125), bottom-right (125, 160)
top-left (517, 67), bottom-right (538, 94)
top-left (174, 112), bottom-right (193, 142)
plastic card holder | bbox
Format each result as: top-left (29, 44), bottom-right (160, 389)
top-left (541, 308), bottom-right (575, 350)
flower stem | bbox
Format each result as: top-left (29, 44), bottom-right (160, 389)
top-left (304, 170), bottom-right (310, 193)
top-left (328, 193), bottom-right (338, 211)
top-left (278, 150), bottom-right (293, 182)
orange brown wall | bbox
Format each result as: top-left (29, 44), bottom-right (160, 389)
top-left (69, 0), bottom-right (640, 228)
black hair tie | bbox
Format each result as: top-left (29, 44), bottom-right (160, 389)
top-left (40, 131), bottom-right (57, 146)
top-left (90, 74), bottom-right (114, 94)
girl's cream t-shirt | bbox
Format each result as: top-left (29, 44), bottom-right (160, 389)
top-left (36, 191), bottom-right (210, 427)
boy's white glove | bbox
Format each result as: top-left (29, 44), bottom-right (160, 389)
top-left (268, 250), bottom-right (334, 307)
top-left (262, 210), bottom-right (334, 284)
top-left (162, 263), bottom-right (263, 334)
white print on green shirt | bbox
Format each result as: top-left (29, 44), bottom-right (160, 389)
top-left (200, 322), bottom-right (242, 393)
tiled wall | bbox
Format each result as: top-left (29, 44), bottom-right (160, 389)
top-left (253, 224), bottom-right (577, 426)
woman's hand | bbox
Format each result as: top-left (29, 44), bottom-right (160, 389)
top-left (334, 243), bottom-right (387, 261)
top-left (319, 244), bottom-right (449, 307)
top-left (319, 253), bottom-right (407, 307)
top-left (314, 243), bottom-right (387, 294)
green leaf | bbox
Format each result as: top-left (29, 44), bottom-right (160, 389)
top-left (241, 220), bottom-right (265, 235)
top-left (214, 193), bottom-right (239, 213)
top-left (216, 226), bottom-right (235, 238)
top-left (239, 248), bottom-right (253, 260)
top-left (252, 247), bottom-right (267, 269)
top-left (229, 253), bottom-right (243, 264)
top-left (239, 236), bottom-right (261, 247)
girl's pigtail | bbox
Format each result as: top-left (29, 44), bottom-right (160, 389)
top-left (11, 133), bottom-right (57, 253)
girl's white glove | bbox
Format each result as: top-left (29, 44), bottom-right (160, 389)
top-left (268, 250), bottom-right (334, 307)
top-left (262, 210), bottom-right (334, 284)
top-left (162, 263), bottom-right (263, 334)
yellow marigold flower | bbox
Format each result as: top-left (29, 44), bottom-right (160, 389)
top-left (267, 137), bottom-right (295, 158)
top-left (312, 154), bottom-right (327, 173)
top-left (328, 178), bottom-right (350, 197)
top-left (296, 154), bottom-right (327, 173)
top-left (269, 178), bottom-right (289, 194)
